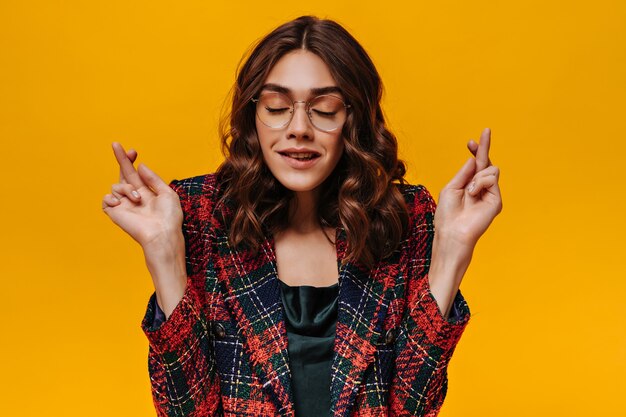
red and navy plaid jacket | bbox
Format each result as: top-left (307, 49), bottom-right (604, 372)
top-left (141, 173), bottom-right (471, 417)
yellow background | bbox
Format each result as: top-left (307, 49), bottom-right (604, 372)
top-left (1, 0), bottom-right (624, 415)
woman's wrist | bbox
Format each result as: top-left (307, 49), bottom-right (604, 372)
top-left (142, 231), bottom-right (188, 318)
top-left (431, 231), bottom-right (474, 270)
top-left (427, 232), bottom-right (474, 319)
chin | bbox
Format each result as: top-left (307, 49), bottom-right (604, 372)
top-left (274, 175), bottom-right (326, 193)
top-left (263, 165), bottom-right (326, 191)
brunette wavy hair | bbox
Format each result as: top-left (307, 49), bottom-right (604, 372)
top-left (215, 15), bottom-right (411, 269)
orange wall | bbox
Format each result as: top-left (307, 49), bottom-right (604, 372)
top-left (1, 1), bottom-right (624, 415)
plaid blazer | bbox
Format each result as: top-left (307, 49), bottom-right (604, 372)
top-left (141, 173), bottom-right (471, 417)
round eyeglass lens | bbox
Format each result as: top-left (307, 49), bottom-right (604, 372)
top-left (256, 92), bottom-right (292, 128)
top-left (309, 95), bottom-right (348, 131)
top-left (255, 92), bottom-right (347, 131)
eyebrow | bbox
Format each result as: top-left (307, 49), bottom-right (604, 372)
top-left (260, 83), bottom-right (344, 96)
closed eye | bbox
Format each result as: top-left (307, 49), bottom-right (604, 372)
top-left (266, 106), bottom-right (290, 113)
top-left (312, 109), bottom-right (337, 117)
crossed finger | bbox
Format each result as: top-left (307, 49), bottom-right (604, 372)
top-left (467, 128), bottom-right (492, 169)
top-left (119, 148), bottom-right (138, 184)
top-left (112, 142), bottom-right (143, 188)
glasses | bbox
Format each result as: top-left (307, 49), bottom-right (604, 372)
top-left (251, 92), bottom-right (351, 132)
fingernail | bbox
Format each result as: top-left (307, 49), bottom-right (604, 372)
top-left (132, 190), bottom-right (140, 198)
top-left (468, 182), bottom-right (475, 192)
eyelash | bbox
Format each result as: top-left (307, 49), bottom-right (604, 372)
top-left (313, 110), bottom-right (336, 116)
top-left (266, 107), bottom-right (289, 113)
top-left (265, 107), bottom-right (336, 117)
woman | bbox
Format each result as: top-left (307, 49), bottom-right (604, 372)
top-left (102, 15), bottom-right (502, 417)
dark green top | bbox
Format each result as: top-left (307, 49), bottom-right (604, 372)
top-left (279, 280), bottom-right (339, 417)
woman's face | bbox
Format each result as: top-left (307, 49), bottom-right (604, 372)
top-left (255, 50), bottom-right (345, 194)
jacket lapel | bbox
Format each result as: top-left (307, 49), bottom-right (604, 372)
top-left (330, 227), bottom-right (398, 417)
top-left (212, 218), bottom-right (295, 416)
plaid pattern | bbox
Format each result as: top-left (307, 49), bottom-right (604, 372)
top-left (141, 173), bottom-right (471, 417)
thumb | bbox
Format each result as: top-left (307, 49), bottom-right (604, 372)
top-left (137, 163), bottom-right (170, 194)
top-left (445, 157), bottom-right (476, 190)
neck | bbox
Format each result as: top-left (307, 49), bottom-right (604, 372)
top-left (288, 189), bottom-right (321, 233)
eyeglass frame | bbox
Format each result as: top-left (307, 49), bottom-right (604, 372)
top-left (250, 92), bottom-right (351, 132)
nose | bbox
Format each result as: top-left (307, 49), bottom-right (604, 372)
top-left (286, 101), bottom-right (313, 139)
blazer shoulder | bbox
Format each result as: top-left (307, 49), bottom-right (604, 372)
top-left (396, 182), bottom-right (437, 215)
top-left (168, 172), bottom-right (220, 200)
top-left (168, 173), bottom-right (223, 223)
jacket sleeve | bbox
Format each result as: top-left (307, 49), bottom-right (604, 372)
top-left (140, 178), bottom-right (221, 417)
top-left (389, 185), bottom-right (471, 417)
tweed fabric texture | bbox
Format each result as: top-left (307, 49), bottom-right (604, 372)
top-left (141, 173), bottom-right (471, 417)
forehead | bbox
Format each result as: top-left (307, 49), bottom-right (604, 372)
top-left (263, 50), bottom-right (338, 96)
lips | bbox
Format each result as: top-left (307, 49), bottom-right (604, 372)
top-left (279, 152), bottom-right (319, 160)
top-left (277, 148), bottom-right (321, 157)
top-left (277, 147), bottom-right (321, 161)
top-left (277, 151), bottom-right (321, 169)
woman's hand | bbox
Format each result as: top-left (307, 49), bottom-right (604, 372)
top-left (427, 128), bottom-right (503, 319)
top-left (101, 142), bottom-right (187, 317)
top-left (434, 128), bottom-right (503, 252)
top-left (102, 142), bottom-right (183, 251)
